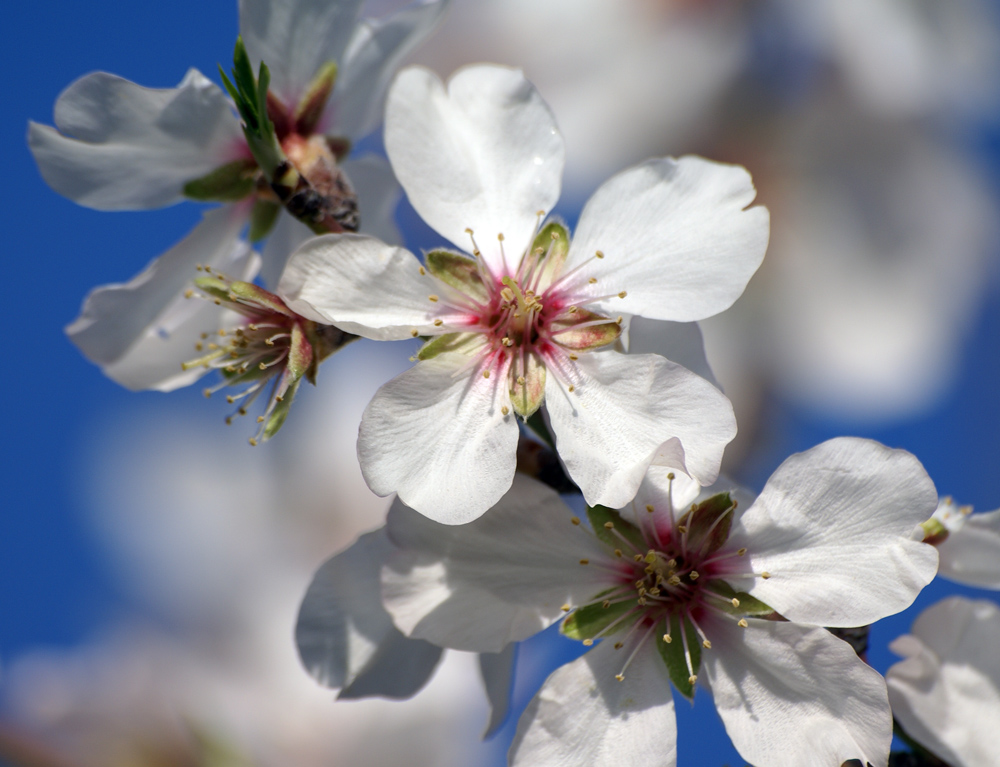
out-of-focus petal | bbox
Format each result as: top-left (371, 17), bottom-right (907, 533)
top-left (479, 644), bottom-right (516, 738)
top-left (937, 509), bottom-right (1000, 589)
top-left (66, 206), bottom-right (255, 392)
top-left (29, 69), bottom-right (244, 210)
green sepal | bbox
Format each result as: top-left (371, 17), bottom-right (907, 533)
top-left (656, 615), bottom-right (701, 700)
top-left (509, 352), bottom-right (545, 418)
top-left (183, 159), bottom-right (258, 202)
top-left (228, 281), bottom-right (293, 316)
top-left (523, 410), bottom-right (554, 449)
top-left (261, 377), bottom-right (300, 442)
top-left (294, 61), bottom-right (337, 136)
top-left (678, 492), bottom-right (735, 556)
top-left (285, 322), bottom-right (313, 382)
top-left (586, 505), bottom-right (646, 554)
top-left (194, 276), bottom-right (235, 302)
top-left (561, 598), bottom-right (637, 641)
top-left (551, 308), bottom-right (621, 351)
top-left (530, 221), bottom-right (570, 288)
top-left (425, 250), bottom-right (489, 303)
top-left (707, 580), bottom-right (775, 617)
top-left (249, 199), bottom-right (282, 242)
top-left (417, 332), bottom-right (480, 361)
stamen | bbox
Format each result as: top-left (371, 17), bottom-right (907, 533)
top-left (615, 623), bottom-right (657, 682)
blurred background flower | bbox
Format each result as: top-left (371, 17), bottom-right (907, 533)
top-left (4, 0), bottom-right (1000, 764)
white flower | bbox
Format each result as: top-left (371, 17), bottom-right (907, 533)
top-left (378, 437), bottom-right (939, 767)
top-left (887, 596), bottom-right (1000, 767)
top-left (278, 64), bottom-right (769, 522)
top-left (921, 497), bottom-right (1000, 589)
top-left (33, 0), bottom-right (446, 392)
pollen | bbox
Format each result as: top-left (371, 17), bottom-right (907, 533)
top-left (428, 295), bottom-right (439, 302)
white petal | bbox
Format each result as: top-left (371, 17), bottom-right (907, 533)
top-left (29, 69), bottom-right (244, 210)
top-left (887, 597), bottom-right (1000, 767)
top-left (937, 509), bottom-right (1000, 589)
top-left (259, 211), bottom-right (315, 290)
top-left (565, 156), bottom-right (769, 321)
top-left (277, 233), bottom-right (446, 339)
top-left (510, 639), bottom-right (677, 767)
top-left (625, 317), bottom-right (719, 388)
top-left (702, 619), bottom-right (891, 767)
top-left (384, 64), bottom-right (564, 274)
top-left (480, 644), bottom-right (516, 738)
top-left (358, 353), bottom-right (519, 523)
top-left (730, 437), bottom-right (939, 627)
top-left (381, 475), bottom-right (607, 651)
top-left (343, 154), bottom-right (403, 245)
top-left (296, 529), bottom-right (443, 699)
top-left (66, 206), bottom-right (255, 392)
top-left (330, 0), bottom-right (448, 140)
top-left (545, 350), bottom-right (736, 508)
top-left (239, 0), bottom-right (364, 105)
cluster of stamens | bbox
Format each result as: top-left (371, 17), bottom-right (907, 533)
top-left (182, 266), bottom-right (314, 445)
top-left (564, 475), bottom-right (775, 687)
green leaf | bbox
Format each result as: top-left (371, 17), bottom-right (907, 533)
top-left (678, 492), bottom-right (735, 555)
top-left (183, 159), bottom-right (257, 202)
top-left (655, 615), bottom-right (701, 700)
top-left (586, 505), bottom-right (646, 554)
top-left (561, 598), bottom-right (638, 641)
top-left (248, 199), bottom-right (281, 241)
top-left (220, 37), bottom-right (284, 177)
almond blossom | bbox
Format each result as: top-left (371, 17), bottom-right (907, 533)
top-left (920, 497), bottom-right (1000, 589)
top-left (278, 63), bottom-right (769, 522)
top-left (887, 597), bottom-right (1000, 767)
top-left (378, 437), bottom-right (939, 766)
top-left (31, 0), bottom-right (445, 415)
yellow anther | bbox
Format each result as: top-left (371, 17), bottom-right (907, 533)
top-left (196, 264), bottom-right (203, 271)
top-left (410, 329), bottom-right (419, 337)
top-left (668, 576), bottom-right (681, 586)
top-left (589, 277), bottom-right (597, 284)
top-left (561, 604), bottom-right (571, 612)
top-left (614, 642), bottom-right (623, 649)
top-left (568, 385), bottom-right (575, 392)
top-left (497, 233), bottom-right (505, 241)
top-left (634, 554), bottom-right (643, 562)
top-left (226, 395), bottom-right (235, 404)
top-left (568, 306), bottom-right (578, 313)
top-left (737, 548), bottom-right (747, 556)
top-left (678, 525), bottom-right (688, 534)
top-left (614, 549), bottom-right (622, 558)
top-left (616, 316), bottom-right (623, 324)
top-left (603, 521), bottom-right (614, 530)
top-left (517, 375), bottom-right (526, 385)
top-left (615, 674), bottom-right (624, 682)
top-left (663, 634), bottom-right (672, 644)
top-left (202, 389), bottom-right (212, 398)
top-left (501, 406), bottom-right (510, 416)
top-left (667, 472), bottom-right (675, 480)
top-left (550, 230), bottom-right (558, 240)
top-left (434, 319), bottom-right (443, 326)
top-left (688, 675), bottom-right (697, 685)
top-left (583, 639), bottom-right (594, 646)
top-left (645, 504), bottom-right (654, 513)
top-left (483, 370), bottom-right (490, 379)
top-left (248, 438), bottom-right (258, 447)
top-left (571, 516), bottom-right (581, 525)
top-left (595, 250), bottom-right (604, 259)
top-left (579, 559), bottom-right (589, 565)
top-left (618, 291), bottom-right (627, 299)
top-left (419, 266), bottom-right (426, 275)
top-left (428, 295), bottom-right (439, 302)
top-left (195, 343), bottom-right (203, 352)
top-left (702, 640), bottom-right (711, 649)
top-left (184, 289), bottom-right (194, 299)
top-left (761, 572), bottom-right (771, 580)
top-left (259, 362), bottom-right (267, 370)
top-left (214, 299), bottom-right (221, 305)
top-left (738, 619), bottom-right (749, 628)
top-left (731, 598), bottom-right (740, 608)
top-left (602, 600), bottom-right (611, 608)
top-left (257, 416), bottom-right (265, 423)
top-left (465, 227), bottom-right (473, 234)
top-left (569, 353), bottom-right (578, 360)
top-left (689, 571), bottom-right (700, 581)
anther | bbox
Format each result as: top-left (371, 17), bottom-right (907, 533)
top-left (603, 521), bottom-right (614, 530)
top-left (579, 559), bottom-right (589, 565)
top-left (645, 504), bottom-right (654, 513)
top-left (248, 438), bottom-right (258, 447)
top-left (702, 640), bottom-right (711, 649)
top-left (738, 619), bottom-right (749, 628)
top-left (257, 416), bottom-right (265, 423)
top-left (583, 639), bottom-right (594, 646)
top-left (428, 295), bottom-right (439, 302)
top-left (517, 375), bottom-right (526, 385)
top-left (737, 548), bottom-right (747, 556)
top-left (561, 604), bottom-right (571, 612)
top-left (419, 266), bottom-right (426, 275)
top-left (689, 571), bottom-right (700, 581)
top-left (501, 406), bottom-right (509, 416)
top-left (761, 572), bottom-right (771, 579)
top-left (667, 472), bottom-right (675, 480)
top-left (614, 549), bottom-right (622, 558)
top-left (615, 674), bottom-right (624, 682)
top-left (568, 385), bottom-right (575, 392)
top-left (663, 633), bottom-right (672, 644)
top-left (434, 319), bottom-right (443, 326)
top-left (184, 289), bottom-right (194, 299)
top-left (633, 554), bottom-right (643, 562)
top-left (688, 675), bottom-right (697, 685)
top-left (678, 525), bottom-right (688, 534)
top-left (410, 329), bottom-right (418, 337)
top-left (203, 389), bottom-right (212, 398)
top-left (614, 642), bottom-right (623, 650)
top-left (731, 598), bottom-right (740, 608)
top-left (497, 233), bottom-right (505, 241)
top-left (483, 370), bottom-right (490, 379)
top-left (465, 228), bottom-right (473, 234)
top-left (595, 251), bottom-right (604, 259)
top-left (569, 353), bottom-right (578, 360)
top-left (571, 517), bottom-right (581, 525)
top-left (588, 277), bottom-right (597, 284)
top-left (618, 291), bottom-right (627, 298)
